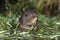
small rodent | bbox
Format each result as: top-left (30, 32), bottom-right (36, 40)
top-left (19, 9), bottom-right (38, 32)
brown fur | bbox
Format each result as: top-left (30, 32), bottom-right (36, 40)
top-left (19, 9), bottom-right (38, 32)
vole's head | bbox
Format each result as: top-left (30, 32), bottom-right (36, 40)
top-left (23, 10), bottom-right (37, 25)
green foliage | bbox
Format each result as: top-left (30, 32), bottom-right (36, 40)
top-left (0, 0), bottom-right (60, 40)
top-left (0, 14), bottom-right (60, 40)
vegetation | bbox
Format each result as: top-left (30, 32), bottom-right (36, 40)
top-left (0, 0), bottom-right (60, 40)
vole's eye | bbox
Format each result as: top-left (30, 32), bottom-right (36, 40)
top-left (25, 14), bottom-right (28, 17)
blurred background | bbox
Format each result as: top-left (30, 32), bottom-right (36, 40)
top-left (0, 0), bottom-right (60, 40)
